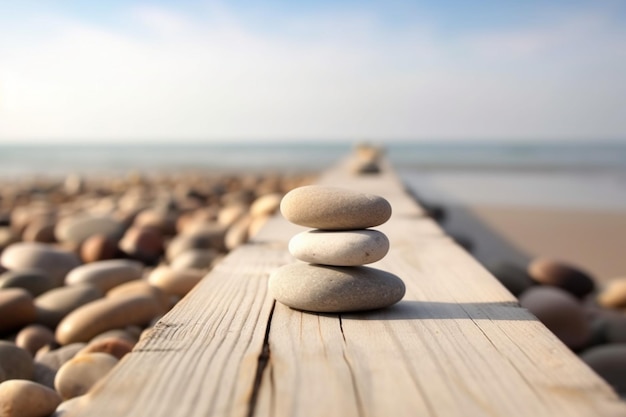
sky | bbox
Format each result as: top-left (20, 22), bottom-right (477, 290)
top-left (0, 0), bottom-right (625, 143)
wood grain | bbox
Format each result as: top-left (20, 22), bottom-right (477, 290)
top-left (67, 154), bottom-right (626, 417)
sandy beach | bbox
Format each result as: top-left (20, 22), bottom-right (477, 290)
top-left (401, 167), bottom-right (626, 286)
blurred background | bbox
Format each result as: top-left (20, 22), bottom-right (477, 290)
top-left (0, 0), bottom-right (625, 280)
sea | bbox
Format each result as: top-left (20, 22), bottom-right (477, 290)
top-left (1, 141), bottom-right (626, 210)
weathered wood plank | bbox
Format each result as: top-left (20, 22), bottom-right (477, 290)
top-left (68, 154), bottom-right (626, 417)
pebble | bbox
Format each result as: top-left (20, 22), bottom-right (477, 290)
top-left (0, 379), bottom-right (62, 417)
top-left (35, 284), bottom-right (103, 329)
top-left (527, 258), bottom-right (595, 299)
top-left (56, 294), bottom-right (161, 344)
top-left (597, 277), bottom-right (626, 309)
top-left (54, 352), bottom-right (118, 399)
top-left (107, 280), bottom-right (169, 311)
top-left (65, 259), bottom-right (142, 292)
top-left (0, 288), bottom-right (36, 333)
top-left (35, 343), bottom-right (86, 372)
top-left (52, 395), bottom-right (85, 416)
top-left (165, 223), bottom-right (227, 261)
top-left (90, 329), bottom-right (139, 345)
top-left (16, 324), bottom-right (56, 356)
top-left (217, 203), bottom-right (248, 228)
top-left (249, 193), bottom-right (282, 218)
top-left (580, 344), bottom-right (626, 395)
top-left (0, 243), bottom-right (81, 286)
top-left (269, 263), bottom-right (405, 313)
top-left (487, 262), bottom-right (535, 297)
top-left (289, 229), bottom-right (389, 266)
top-left (147, 266), bottom-right (204, 297)
top-left (224, 215), bottom-right (252, 251)
top-left (79, 234), bottom-right (117, 263)
top-left (519, 286), bottom-right (590, 350)
top-left (22, 218), bottom-right (57, 244)
top-left (280, 185), bottom-right (392, 230)
top-left (118, 226), bottom-right (164, 264)
top-left (0, 269), bottom-right (56, 297)
top-left (55, 215), bottom-right (124, 246)
top-left (0, 341), bottom-right (34, 380)
top-left (170, 249), bottom-right (219, 271)
top-left (78, 337), bottom-right (134, 360)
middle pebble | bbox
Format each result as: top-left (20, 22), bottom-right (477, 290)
top-left (289, 229), bottom-right (389, 266)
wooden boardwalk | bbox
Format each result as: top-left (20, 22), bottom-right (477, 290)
top-left (68, 154), bottom-right (626, 417)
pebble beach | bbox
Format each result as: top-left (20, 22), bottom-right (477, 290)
top-left (0, 167), bottom-right (314, 416)
top-left (1, 142), bottom-right (626, 414)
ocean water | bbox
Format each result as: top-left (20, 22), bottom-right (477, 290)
top-left (1, 142), bottom-right (626, 209)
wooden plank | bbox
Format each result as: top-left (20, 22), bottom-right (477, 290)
top-left (67, 154), bottom-right (626, 417)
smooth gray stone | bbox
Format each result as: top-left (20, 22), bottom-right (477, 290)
top-left (289, 229), bottom-right (389, 266)
top-left (64, 259), bottom-right (142, 292)
top-left (55, 215), bottom-right (125, 246)
top-left (0, 269), bottom-right (57, 297)
top-left (280, 186), bottom-right (391, 230)
top-left (0, 243), bottom-right (80, 286)
top-left (269, 263), bottom-right (405, 313)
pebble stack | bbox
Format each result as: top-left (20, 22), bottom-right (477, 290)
top-left (269, 185), bottom-right (405, 313)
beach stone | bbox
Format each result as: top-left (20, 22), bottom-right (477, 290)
top-left (0, 288), bottom-right (36, 333)
top-left (602, 315), bottom-right (626, 344)
top-left (217, 203), bottom-right (248, 228)
top-left (35, 285), bottom-right (103, 329)
top-left (166, 223), bottom-right (227, 261)
top-left (0, 243), bottom-right (80, 286)
top-left (79, 234), bottom-right (117, 263)
top-left (35, 343), bottom-right (86, 372)
top-left (52, 395), bottom-right (85, 417)
top-left (79, 337), bottom-right (134, 360)
top-left (289, 229), bottom-right (389, 266)
top-left (56, 294), bottom-right (161, 344)
top-left (597, 278), bottom-right (626, 309)
top-left (0, 269), bottom-right (56, 297)
top-left (133, 209), bottom-right (177, 236)
top-left (0, 341), bottom-right (33, 380)
top-left (0, 380), bottom-right (62, 417)
top-left (54, 352), bottom-right (118, 399)
top-left (248, 214), bottom-right (270, 237)
top-left (250, 193), bottom-right (282, 218)
top-left (519, 286), bottom-right (590, 350)
top-left (55, 215), bottom-right (125, 246)
top-left (580, 345), bottom-right (626, 395)
top-left (0, 227), bottom-right (18, 252)
top-left (32, 361), bottom-right (57, 389)
top-left (107, 280), bottom-right (169, 311)
top-left (224, 215), bottom-right (252, 251)
top-left (527, 258), bottom-right (595, 299)
top-left (170, 249), bottom-right (219, 271)
top-left (148, 266), bottom-right (204, 297)
top-left (65, 259), bottom-right (142, 292)
top-left (90, 329), bottom-right (139, 345)
top-left (16, 325), bottom-right (56, 356)
top-left (269, 263), bottom-right (405, 313)
top-left (487, 262), bottom-right (535, 297)
top-left (118, 226), bottom-right (164, 264)
top-left (280, 186), bottom-right (392, 230)
top-left (22, 218), bottom-right (57, 244)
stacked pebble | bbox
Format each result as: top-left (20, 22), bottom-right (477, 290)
top-left (488, 257), bottom-right (626, 398)
top-left (269, 185), bottom-right (406, 313)
top-left (0, 170), bottom-right (313, 416)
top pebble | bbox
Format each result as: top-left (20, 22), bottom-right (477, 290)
top-left (280, 186), bottom-right (392, 230)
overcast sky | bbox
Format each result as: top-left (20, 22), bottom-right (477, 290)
top-left (0, 0), bottom-right (625, 143)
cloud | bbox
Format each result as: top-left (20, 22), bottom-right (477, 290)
top-left (0, 4), bottom-right (624, 142)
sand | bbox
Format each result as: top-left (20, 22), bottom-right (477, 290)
top-left (441, 204), bottom-right (626, 284)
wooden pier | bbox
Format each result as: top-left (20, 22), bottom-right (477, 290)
top-left (67, 153), bottom-right (626, 417)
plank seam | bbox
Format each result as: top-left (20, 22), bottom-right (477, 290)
top-left (339, 315), bottom-right (366, 417)
top-left (247, 300), bottom-right (276, 417)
